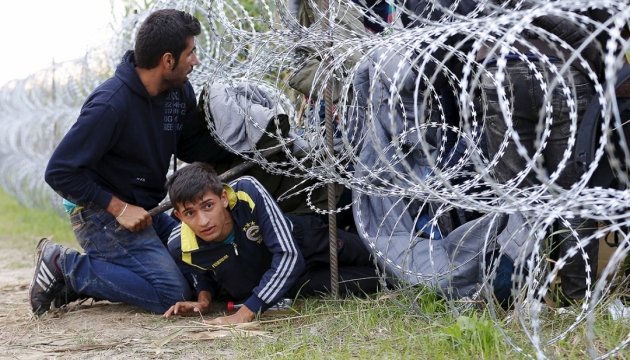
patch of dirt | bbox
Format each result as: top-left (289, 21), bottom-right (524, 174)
top-left (0, 240), bottom-right (239, 359)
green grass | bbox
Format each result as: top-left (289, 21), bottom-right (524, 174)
top-left (217, 296), bottom-right (523, 359)
top-left (0, 187), bottom-right (75, 251)
top-left (211, 293), bottom-right (630, 359)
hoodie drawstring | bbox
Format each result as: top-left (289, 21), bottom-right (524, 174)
top-left (173, 90), bottom-right (183, 173)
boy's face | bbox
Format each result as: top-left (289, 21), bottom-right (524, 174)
top-left (173, 189), bottom-right (233, 243)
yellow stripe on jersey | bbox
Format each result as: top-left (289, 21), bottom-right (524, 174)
top-left (224, 183), bottom-right (255, 212)
top-left (180, 223), bottom-right (207, 270)
top-left (180, 223), bottom-right (199, 252)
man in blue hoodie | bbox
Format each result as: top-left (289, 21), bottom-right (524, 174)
top-left (30, 9), bottom-right (232, 316)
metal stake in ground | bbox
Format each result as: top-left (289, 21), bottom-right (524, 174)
top-left (321, 0), bottom-right (339, 296)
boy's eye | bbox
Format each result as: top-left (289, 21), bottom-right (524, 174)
top-left (205, 203), bottom-right (213, 209)
top-left (185, 211), bottom-right (194, 217)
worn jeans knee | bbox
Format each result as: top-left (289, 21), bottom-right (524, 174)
top-left (61, 209), bottom-right (191, 313)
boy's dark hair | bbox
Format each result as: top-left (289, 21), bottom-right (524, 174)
top-left (134, 9), bottom-right (201, 69)
top-left (166, 162), bottom-right (224, 210)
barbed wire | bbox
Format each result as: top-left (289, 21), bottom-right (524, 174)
top-left (1, 0), bottom-right (630, 357)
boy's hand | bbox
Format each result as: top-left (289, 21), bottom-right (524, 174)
top-left (164, 291), bottom-right (212, 318)
top-left (205, 305), bottom-right (255, 325)
top-left (163, 300), bottom-right (210, 318)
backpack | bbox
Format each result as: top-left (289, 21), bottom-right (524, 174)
top-left (575, 64), bottom-right (630, 191)
top-left (575, 64), bottom-right (630, 272)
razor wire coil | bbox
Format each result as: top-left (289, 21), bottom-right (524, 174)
top-left (1, 0), bottom-right (630, 358)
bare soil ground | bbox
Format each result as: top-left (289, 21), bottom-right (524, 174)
top-left (0, 236), bottom-right (242, 359)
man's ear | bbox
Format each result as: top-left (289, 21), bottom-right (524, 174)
top-left (162, 53), bottom-right (175, 69)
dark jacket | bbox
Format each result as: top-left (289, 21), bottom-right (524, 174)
top-left (402, 0), bottom-right (614, 82)
top-left (45, 50), bottom-right (222, 210)
top-left (168, 176), bottom-right (305, 314)
top-left (475, 1), bottom-right (616, 80)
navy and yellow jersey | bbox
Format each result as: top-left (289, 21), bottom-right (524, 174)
top-left (167, 176), bottom-right (305, 314)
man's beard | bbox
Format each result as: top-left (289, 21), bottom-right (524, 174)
top-left (164, 67), bottom-right (189, 90)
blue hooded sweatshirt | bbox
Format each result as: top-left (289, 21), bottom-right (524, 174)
top-left (45, 50), bottom-right (230, 210)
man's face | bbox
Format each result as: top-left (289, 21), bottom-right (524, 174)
top-left (174, 189), bottom-right (232, 243)
top-left (164, 36), bottom-right (199, 89)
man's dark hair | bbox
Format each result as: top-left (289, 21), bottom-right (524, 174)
top-left (166, 162), bottom-right (224, 211)
top-left (134, 9), bottom-right (201, 69)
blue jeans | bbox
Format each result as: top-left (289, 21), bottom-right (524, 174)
top-left (59, 210), bottom-right (191, 313)
top-left (482, 62), bottom-right (598, 301)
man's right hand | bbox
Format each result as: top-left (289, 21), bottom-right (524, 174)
top-left (107, 197), bottom-right (152, 232)
top-left (116, 204), bottom-right (152, 232)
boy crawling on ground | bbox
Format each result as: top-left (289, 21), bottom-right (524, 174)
top-left (163, 162), bottom-right (380, 324)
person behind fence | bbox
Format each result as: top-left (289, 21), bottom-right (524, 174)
top-left (29, 9), bottom-right (232, 316)
top-left (163, 162), bottom-right (380, 324)
top-left (478, 3), bottom-right (620, 305)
